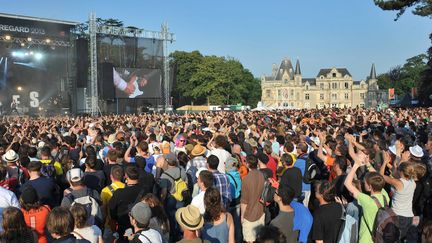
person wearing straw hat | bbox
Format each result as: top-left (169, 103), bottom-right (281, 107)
top-left (187, 144), bottom-right (207, 171)
top-left (175, 205), bottom-right (209, 243)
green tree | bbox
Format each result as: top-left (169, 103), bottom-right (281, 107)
top-left (377, 55), bottom-right (428, 96)
top-left (373, 0), bottom-right (432, 104)
top-left (373, 0), bottom-right (432, 20)
top-left (170, 51), bottom-right (261, 107)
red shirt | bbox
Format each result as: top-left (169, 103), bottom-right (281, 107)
top-left (266, 155), bottom-right (277, 180)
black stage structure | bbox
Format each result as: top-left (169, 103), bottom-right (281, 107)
top-left (0, 13), bottom-right (173, 116)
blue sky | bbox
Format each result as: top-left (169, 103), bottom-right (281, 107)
top-left (1, 0), bottom-right (430, 80)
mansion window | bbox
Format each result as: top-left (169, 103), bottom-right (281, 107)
top-left (331, 103), bottom-right (337, 108)
top-left (320, 83), bottom-right (324, 90)
top-left (305, 85), bottom-right (309, 90)
top-left (278, 90), bottom-right (281, 97)
top-left (345, 82), bottom-right (349, 89)
top-left (360, 93), bottom-right (365, 99)
top-left (332, 73), bottom-right (337, 78)
top-left (266, 90), bottom-right (271, 98)
top-left (332, 83), bottom-right (338, 89)
top-left (305, 94), bottom-right (310, 100)
top-left (332, 93), bottom-right (337, 100)
top-left (320, 94), bottom-right (324, 100)
top-left (290, 90), bottom-right (294, 96)
top-left (360, 103), bottom-right (365, 108)
top-left (345, 93), bottom-right (349, 100)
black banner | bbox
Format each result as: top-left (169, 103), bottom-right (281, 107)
top-left (0, 16), bottom-right (74, 38)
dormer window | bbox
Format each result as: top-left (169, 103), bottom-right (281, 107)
top-left (332, 73), bottom-right (336, 78)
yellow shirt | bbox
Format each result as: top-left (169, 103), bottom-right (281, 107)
top-left (39, 159), bottom-right (63, 175)
top-left (100, 181), bottom-right (125, 227)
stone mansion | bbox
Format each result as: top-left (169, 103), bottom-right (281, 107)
top-left (260, 58), bottom-right (387, 109)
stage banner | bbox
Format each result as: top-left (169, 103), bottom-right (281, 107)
top-left (113, 67), bottom-right (162, 98)
top-left (0, 16), bottom-right (73, 39)
top-left (411, 87), bottom-right (418, 99)
top-left (388, 88), bottom-right (395, 100)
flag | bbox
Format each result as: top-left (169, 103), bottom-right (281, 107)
top-left (389, 88), bottom-right (395, 100)
top-left (411, 87), bottom-right (418, 99)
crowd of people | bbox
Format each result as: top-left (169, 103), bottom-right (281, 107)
top-left (0, 107), bottom-right (431, 243)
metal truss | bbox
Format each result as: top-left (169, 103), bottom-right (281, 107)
top-left (0, 36), bottom-right (71, 47)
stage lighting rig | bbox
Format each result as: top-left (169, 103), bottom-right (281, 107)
top-left (5, 35), bottom-right (11, 40)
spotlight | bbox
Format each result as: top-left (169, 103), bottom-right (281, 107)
top-left (38, 107), bottom-right (43, 111)
top-left (34, 53), bottom-right (43, 60)
top-left (5, 35), bottom-right (11, 40)
top-left (17, 86), bottom-right (22, 91)
top-left (29, 51), bottom-right (34, 55)
top-left (12, 51), bottom-right (17, 57)
top-left (27, 37), bottom-right (32, 42)
top-left (45, 38), bottom-right (51, 43)
top-left (20, 43), bottom-right (25, 47)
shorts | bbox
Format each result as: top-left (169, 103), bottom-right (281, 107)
top-left (242, 213), bottom-right (265, 242)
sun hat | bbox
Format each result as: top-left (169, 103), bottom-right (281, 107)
top-left (66, 168), bottom-right (84, 183)
top-left (107, 134), bottom-right (117, 144)
top-left (191, 144), bottom-right (206, 157)
top-left (161, 141), bottom-right (171, 154)
top-left (226, 157), bottom-right (239, 172)
top-left (2, 150), bottom-right (19, 163)
top-left (409, 145), bottom-right (424, 158)
top-left (246, 138), bottom-right (258, 148)
top-left (130, 202), bottom-right (152, 225)
top-left (175, 205), bottom-right (204, 231)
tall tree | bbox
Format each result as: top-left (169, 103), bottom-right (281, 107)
top-left (373, 0), bottom-right (432, 104)
top-left (170, 51), bottom-right (261, 107)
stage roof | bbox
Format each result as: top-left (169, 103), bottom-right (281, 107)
top-left (0, 12), bottom-right (79, 26)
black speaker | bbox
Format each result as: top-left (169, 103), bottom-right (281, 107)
top-left (101, 62), bottom-right (115, 99)
top-left (76, 38), bottom-right (89, 88)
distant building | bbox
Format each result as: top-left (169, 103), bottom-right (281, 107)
top-left (260, 58), bottom-right (387, 109)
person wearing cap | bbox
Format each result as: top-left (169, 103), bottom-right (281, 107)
top-left (61, 168), bottom-right (102, 210)
top-left (0, 150), bottom-right (22, 192)
top-left (159, 153), bottom-right (188, 241)
top-left (128, 202), bottom-right (163, 243)
top-left (175, 205), bottom-right (209, 243)
top-left (191, 169), bottom-right (213, 214)
top-left (109, 165), bottom-right (149, 243)
top-left (225, 156), bottom-right (242, 242)
top-left (21, 161), bottom-right (58, 208)
top-left (20, 186), bottom-right (51, 243)
top-left (187, 144), bottom-right (207, 171)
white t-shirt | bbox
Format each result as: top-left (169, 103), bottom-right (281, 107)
top-left (191, 190), bottom-right (206, 214)
top-left (135, 228), bottom-right (163, 243)
top-left (210, 148), bottom-right (231, 173)
top-left (73, 225), bottom-right (102, 243)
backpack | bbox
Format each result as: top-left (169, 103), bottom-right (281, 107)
top-left (337, 204), bottom-right (358, 243)
top-left (259, 170), bottom-right (277, 206)
top-left (41, 160), bottom-right (56, 178)
top-left (164, 168), bottom-right (189, 202)
top-left (303, 156), bottom-right (318, 184)
top-left (66, 188), bottom-right (103, 227)
top-left (365, 195), bottom-right (400, 243)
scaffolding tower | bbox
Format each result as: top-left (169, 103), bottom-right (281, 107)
top-left (87, 12), bottom-right (175, 115)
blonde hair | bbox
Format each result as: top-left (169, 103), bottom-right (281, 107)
top-left (412, 162), bottom-right (427, 180)
top-left (398, 162), bottom-right (416, 180)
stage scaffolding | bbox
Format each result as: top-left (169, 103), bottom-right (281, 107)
top-left (87, 12), bottom-right (175, 115)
